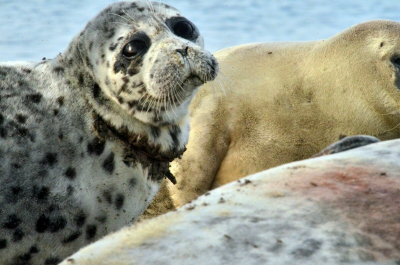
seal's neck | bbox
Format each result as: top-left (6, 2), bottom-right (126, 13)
top-left (59, 38), bottom-right (146, 137)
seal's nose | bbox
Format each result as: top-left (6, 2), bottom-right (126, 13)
top-left (176, 46), bottom-right (189, 57)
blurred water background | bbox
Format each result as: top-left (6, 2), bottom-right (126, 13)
top-left (0, 0), bottom-right (400, 62)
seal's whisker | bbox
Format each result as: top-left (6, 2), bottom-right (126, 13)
top-left (109, 12), bottom-right (131, 23)
top-left (110, 21), bottom-right (131, 27)
top-left (216, 70), bottom-right (234, 92)
top-left (212, 38), bottom-right (235, 54)
top-left (141, 94), bottom-right (151, 112)
top-left (147, 0), bottom-right (156, 14)
top-left (146, 94), bottom-right (156, 113)
top-left (143, 0), bottom-right (157, 24)
top-left (168, 89), bottom-right (178, 117)
top-left (121, 10), bottom-right (136, 24)
top-left (215, 76), bottom-right (227, 98)
top-left (157, 94), bottom-right (162, 116)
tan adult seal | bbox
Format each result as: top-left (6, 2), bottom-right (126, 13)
top-left (155, 19), bottom-right (400, 209)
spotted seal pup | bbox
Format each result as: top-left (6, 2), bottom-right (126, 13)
top-left (0, 1), bottom-right (218, 264)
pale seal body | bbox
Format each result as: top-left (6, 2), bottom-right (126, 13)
top-left (62, 139), bottom-right (400, 264)
top-left (165, 20), bottom-right (400, 208)
top-left (0, 1), bottom-right (217, 264)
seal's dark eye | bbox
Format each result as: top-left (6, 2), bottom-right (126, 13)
top-left (123, 40), bottom-right (147, 59)
top-left (173, 21), bottom-right (194, 39)
top-left (165, 17), bottom-right (199, 42)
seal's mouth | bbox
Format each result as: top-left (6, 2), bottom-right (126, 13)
top-left (92, 112), bottom-right (180, 184)
top-left (183, 74), bottom-right (203, 86)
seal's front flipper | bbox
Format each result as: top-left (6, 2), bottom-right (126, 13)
top-left (313, 135), bottom-right (380, 157)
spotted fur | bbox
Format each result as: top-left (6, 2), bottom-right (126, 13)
top-left (0, 1), bottom-right (218, 264)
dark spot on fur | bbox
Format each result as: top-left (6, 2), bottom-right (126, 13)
top-left (169, 125), bottom-right (181, 146)
top-left (8, 186), bottom-right (23, 202)
top-left (89, 41), bottom-right (93, 51)
top-left (53, 109), bottom-right (59, 116)
top-left (54, 66), bottom-right (64, 73)
top-left (118, 97), bottom-right (124, 104)
top-left (122, 76), bottom-right (129, 83)
top-left (64, 167), bottom-right (77, 180)
top-left (35, 214), bottom-right (67, 233)
top-left (44, 257), bottom-right (61, 265)
top-left (75, 211), bottom-right (86, 227)
top-left (128, 100), bottom-right (138, 109)
top-left (12, 163), bottom-right (21, 169)
top-left (16, 114), bottom-right (27, 123)
top-left (138, 7), bottom-right (145, 12)
top-left (129, 178), bottom-right (137, 188)
top-left (115, 193), bottom-right (125, 210)
top-left (14, 253), bottom-right (32, 264)
top-left (78, 74), bottom-right (84, 85)
top-left (106, 28), bottom-right (115, 39)
top-left (128, 67), bottom-right (139, 76)
top-left (49, 217), bottom-right (67, 233)
top-left (0, 239), bottom-right (7, 249)
top-left (16, 127), bottom-right (28, 137)
top-left (103, 190), bottom-right (112, 204)
top-left (12, 228), bottom-right (24, 242)
top-left (93, 83), bottom-right (101, 98)
top-left (67, 185), bottom-right (74, 196)
top-left (36, 186), bottom-right (50, 201)
top-left (56, 96), bottom-right (64, 106)
top-left (95, 215), bottom-right (107, 223)
top-left (150, 126), bottom-right (161, 139)
top-left (35, 215), bottom-right (50, 233)
top-left (109, 43), bottom-right (118, 51)
top-left (3, 214), bottom-right (22, 229)
top-left (86, 225), bottom-right (97, 240)
top-left (23, 68), bottom-right (32, 74)
top-left (40, 152), bottom-right (58, 166)
top-left (102, 152), bottom-right (115, 174)
top-left (62, 231), bottom-right (82, 244)
top-left (26, 94), bottom-right (42, 103)
top-left (0, 114), bottom-right (3, 125)
top-left (87, 137), bottom-right (105, 156)
top-left (58, 132), bottom-right (63, 140)
top-left (0, 127), bottom-right (7, 138)
top-left (30, 246), bottom-right (39, 253)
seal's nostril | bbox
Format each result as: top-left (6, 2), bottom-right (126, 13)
top-left (176, 46), bottom-right (188, 57)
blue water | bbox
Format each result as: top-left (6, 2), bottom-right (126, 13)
top-left (1, 0), bottom-right (400, 62)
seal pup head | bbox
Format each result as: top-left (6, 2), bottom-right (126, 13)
top-left (62, 1), bottom-right (218, 128)
top-left (311, 20), bottom-right (400, 131)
